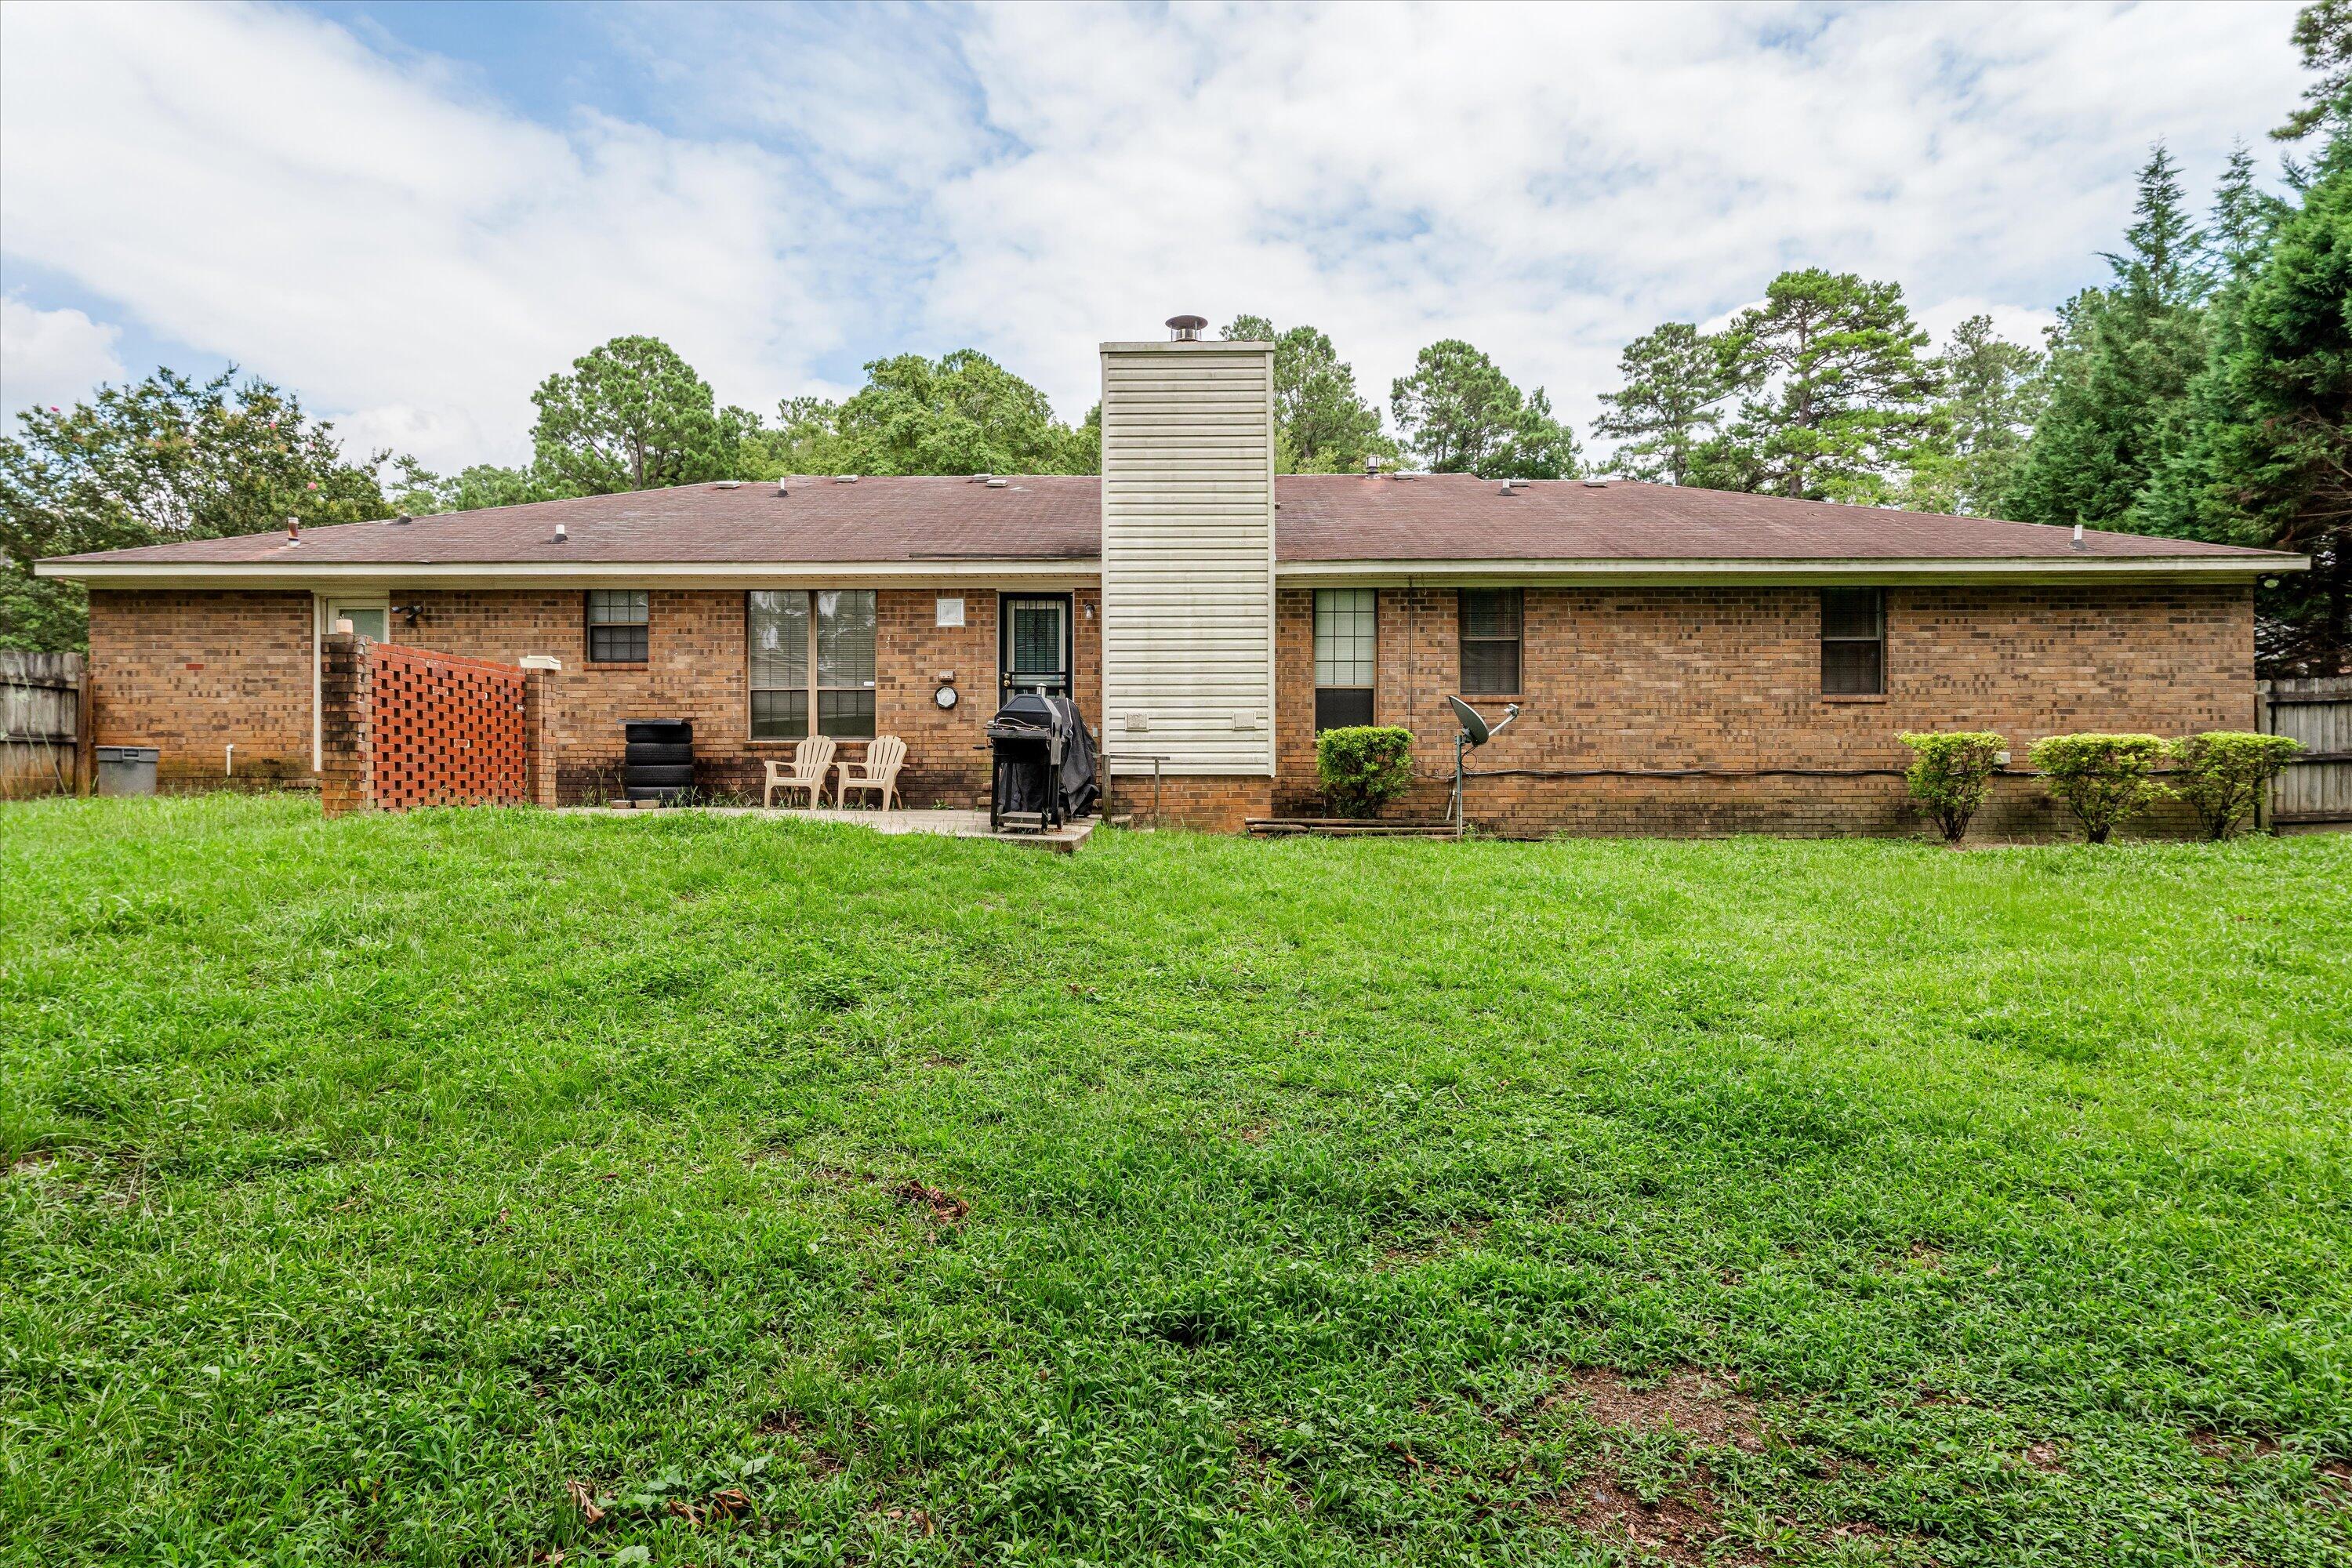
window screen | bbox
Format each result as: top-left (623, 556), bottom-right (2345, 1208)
top-left (749, 590), bottom-right (876, 739)
top-left (1313, 588), bottom-right (1376, 731)
top-left (586, 590), bottom-right (648, 662)
top-left (1820, 588), bottom-right (1885, 695)
top-left (1458, 588), bottom-right (1523, 695)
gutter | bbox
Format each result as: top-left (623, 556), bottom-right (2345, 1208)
top-left (1277, 554), bottom-right (2309, 586)
top-left (34, 557), bottom-right (1105, 590)
top-left (36, 551), bottom-right (2308, 590)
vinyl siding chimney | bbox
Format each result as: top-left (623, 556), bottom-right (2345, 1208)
top-left (1098, 332), bottom-right (1276, 775)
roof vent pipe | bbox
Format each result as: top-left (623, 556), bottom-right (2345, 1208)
top-left (775, 479), bottom-right (789, 497)
top-left (1166, 314), bottom-right (1207, 341)
top-left (554, 523), bottom-right (568, 543)
top-left (2071, 523), bottom-right (2085, 551)
top-left (1364, 454), bottom-right (1378, 477)
top-left (285, 516), bottom-right (300, 542)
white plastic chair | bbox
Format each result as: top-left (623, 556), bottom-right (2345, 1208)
top-left (763, 736), bottom-right (837, 809)
top-left (834, 735), bottom-right (906, 811)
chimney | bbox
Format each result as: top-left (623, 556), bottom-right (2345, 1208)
top-left (1098, 316), bottom-right (1276, 776)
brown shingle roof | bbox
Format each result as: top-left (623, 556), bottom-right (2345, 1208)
top-left (39, 473), bottom-right (2293, 568)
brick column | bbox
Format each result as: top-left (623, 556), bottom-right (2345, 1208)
top-left (522, 666), bottom-right (560, 807)
top-left (318, 631), bottom-right (375, 817)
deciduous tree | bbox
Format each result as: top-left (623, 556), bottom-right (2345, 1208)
top-left (1, 368), bottom-right (391, 651)
top-left (762, 350), bottom-right (1095, 477)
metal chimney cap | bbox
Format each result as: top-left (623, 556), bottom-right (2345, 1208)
top-left (1166, 314), bottom-right (1208, 340)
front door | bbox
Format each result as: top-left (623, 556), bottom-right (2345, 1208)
top-left (1000, 594), bottom-right (1071, 707)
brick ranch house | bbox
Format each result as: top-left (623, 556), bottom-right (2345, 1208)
top-left (38, 328), bottom-right (2308, 836)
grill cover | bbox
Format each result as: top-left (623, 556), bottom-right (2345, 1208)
top-left (985, 694), bottom-right (1098, 822)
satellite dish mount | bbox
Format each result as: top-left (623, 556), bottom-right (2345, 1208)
top-left (1447, 695), bottom-right (1519, 832)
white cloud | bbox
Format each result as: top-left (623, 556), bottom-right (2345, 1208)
top-left (0, 0), bottom-right (2310, 469)
top-left (0, 295), bottom-right (127, 414)
top-left (0, 0), bottom-right (839, 469)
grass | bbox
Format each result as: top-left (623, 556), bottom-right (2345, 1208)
top-left (2, 794), bottom-right (2347, 1567)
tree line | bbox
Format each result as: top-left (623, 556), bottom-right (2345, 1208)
top-left (2, 2), bottom-right (2343, 667)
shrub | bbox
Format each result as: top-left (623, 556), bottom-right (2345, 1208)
top-left (1316, 725), bottom-right (1415, 818)
top-left (2026, 733), bottom-right (2170, 844)
top-left (1897, 731), bottom-right (2008, 844)
top-left (2169, 731), bottom-right (2303, 840)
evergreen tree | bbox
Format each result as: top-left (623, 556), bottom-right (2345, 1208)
top-left (2139, 145), bottom-right (2352, 673)
top-left (1900, 316), bottom-right (2041, 516)
top-left (1389, 340), bottom-right (1580, 478)
top-left (2006, 146), bottom-right (2211, 531)
top-left (1708, 268), bottom-right (1940, 503)
top-left (1222, 315), bottom-right (1395, 473)
top-left (1592, 322), bottom-right (1730, 485)
top-left (2274, 0), bottom-right (2352, 143)
top-left (531, 336), bottom-right (759, 495)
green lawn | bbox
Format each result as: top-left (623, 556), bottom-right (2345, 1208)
top-left (2, 797), bottom-right (2348, 1567)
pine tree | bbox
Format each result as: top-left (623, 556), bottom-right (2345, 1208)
top-left (1900, 317), bottom-right (2041, 517)
top-left (1389, 340), bottom-right (1580, 478)
top-left (1592, 323), bottom-right (1730, 485)
top-left (1221, 316), bottom-right (1394, 473)
top-left (1707, 269), bottom-right (1940, 503)
top-left (2006, 145), bottom-right (2211, 531)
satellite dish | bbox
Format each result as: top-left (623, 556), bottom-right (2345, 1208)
top-left (1449, 695), bottom-right (1490, 746)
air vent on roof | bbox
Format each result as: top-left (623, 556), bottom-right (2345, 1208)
top-left (775, 479), bottom-right (789, 497)
top-left (985, 478), bottom-right (1010, 489)
top-left (1167, 314), bottom-right (1207, 341)
top-left (1581, 477), bottom-right (1609, 488)
top-left (1497, 479), bottom-right (1520, 495)
top-left (970, 472), bottom-right (992, 483)
top-left (554, 523), bottom-right (568, 543)
top-left (836, 474), bottom-right (859, 484)
top-left (713, 479), bottom-right (742, 490)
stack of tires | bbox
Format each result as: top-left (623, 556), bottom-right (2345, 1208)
top-left (622, 719), bottom-right (694, 805)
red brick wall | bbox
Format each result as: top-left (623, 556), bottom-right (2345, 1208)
top-left (1274, 583), bottom-right (2256, 838)
top-left (389, 585), bottom-right (1101, 805)
top-left (87, 590), bottom-right (315, 789)
top-left (88, 579), bottom-right (2256, 836)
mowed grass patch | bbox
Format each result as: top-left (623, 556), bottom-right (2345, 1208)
top-left (1, 793), bottom-right (2347, 1567)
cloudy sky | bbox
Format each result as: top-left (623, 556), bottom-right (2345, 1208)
top-left (0, 1), bottom-right (2314, 472)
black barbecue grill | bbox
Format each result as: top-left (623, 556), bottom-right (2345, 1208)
top-left (985, 693), bottom-right (1098, 833)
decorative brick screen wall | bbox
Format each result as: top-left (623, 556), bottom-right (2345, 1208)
top-left (318, 632), bottom-right (528, 815)
top-left (370, 644), bottom-right (527, 809)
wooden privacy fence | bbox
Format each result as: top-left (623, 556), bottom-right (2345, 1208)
top-left (0, 651), bottom-right (88, 799)
top-left (2259, 676), bottom-right (2352, 828)
top-left (319, 633), bottom-right (538, 815)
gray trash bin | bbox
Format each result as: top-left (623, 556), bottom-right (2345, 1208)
top-left (95, 745), bottom-right (160, 797)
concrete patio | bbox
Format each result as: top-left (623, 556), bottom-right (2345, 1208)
top-left (558, 804), bottom-right (1097, 851)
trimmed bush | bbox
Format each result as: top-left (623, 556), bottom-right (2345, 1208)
top-left (1316, 725), bottom-right (1415, 818)
top-left (1897, 731), bottom-right (2007, 844)
top-left (2027, 733), bottom-right (2170, 844)
top-left (2169, 731), bottom-right (2303, 840)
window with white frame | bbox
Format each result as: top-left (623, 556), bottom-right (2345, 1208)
top-left (749, 590), bottom-right (877, 739)
top-left (1313, 588), bottom-right (1377, 730)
